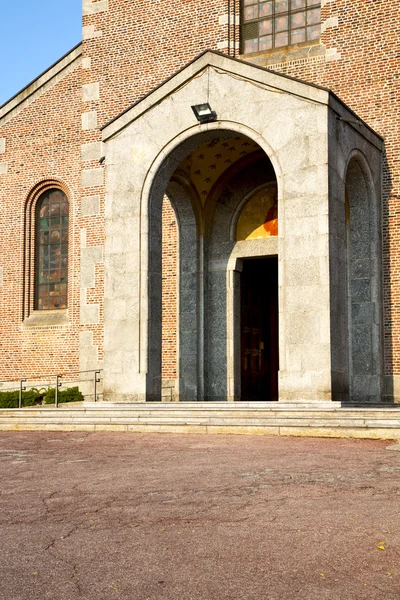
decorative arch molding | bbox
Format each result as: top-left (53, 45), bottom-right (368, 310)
top-left (22, 178), bottom-right (73, 323)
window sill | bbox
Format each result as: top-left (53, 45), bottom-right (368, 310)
top-left (22, 309), bottom-right (69, 329)
top-left (240, 39), bottom-right (324, 68)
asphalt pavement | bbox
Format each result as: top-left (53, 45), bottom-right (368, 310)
top-left (0, 432), bottom-right (399, 599)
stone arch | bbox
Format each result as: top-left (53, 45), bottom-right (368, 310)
top-left (140, 120), bottom-right (284, 232)
top-left (203, 150), bottom-right (266, 238)
top-left (164, 180), bottom-right (201, 401)
top-left (344, 150), bottom-right (383, 402)
top-left (146, 173), bottom-right (200, 401)
top-left (206, 155), bottom-right (278, 401)
top-left (141, 125), bottom-right (282, 402)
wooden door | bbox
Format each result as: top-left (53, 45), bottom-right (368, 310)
top-left (241, 258), bottom-right (278, 401)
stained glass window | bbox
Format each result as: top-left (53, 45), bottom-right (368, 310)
top-left (242, 0), bottom-right (321, 54)
top-left (36, 189), bottom-right (69, 310)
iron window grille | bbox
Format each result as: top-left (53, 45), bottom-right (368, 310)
top-left (242, 0), bottom-right (321, 54)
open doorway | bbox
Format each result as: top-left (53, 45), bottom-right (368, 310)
top-left (241, 257), bottom-right (279, 401)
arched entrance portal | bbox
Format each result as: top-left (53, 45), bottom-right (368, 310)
top-left (151, 130), bottom-right (279, 402)
top-left (102, 52), bottom-right (384, 404)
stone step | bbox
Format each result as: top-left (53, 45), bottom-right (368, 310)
top-left (1, 408), bottom-right (400, 420)
top-left (0, 404), bottom-right (399, 439)
top-left (0, 420), bottom-right (399, 440)
top-left (83, 401), bottom-right (400, 410)
top-left (80, 404), bottom-right (400, 415)
top-left (2, 413), bottom-right (400, 426)
top-left (2, 416), bottom-right (400, 427)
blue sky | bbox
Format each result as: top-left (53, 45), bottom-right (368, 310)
top-left (0, 1), bottom-right (82, 106)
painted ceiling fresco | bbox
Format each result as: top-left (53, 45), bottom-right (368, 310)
top-left (236, 183), bottom-right (278, 240)
top-left (176, 134), bottom-right (260, 205)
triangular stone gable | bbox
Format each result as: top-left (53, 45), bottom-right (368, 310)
top-left (102, 50), bottom-right (331, 142)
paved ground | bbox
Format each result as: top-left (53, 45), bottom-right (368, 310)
top-left (0, 433), bottom-right (400, 599)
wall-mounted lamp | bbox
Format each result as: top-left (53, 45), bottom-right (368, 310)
top-left (191, 103), bottom-right (217, 124)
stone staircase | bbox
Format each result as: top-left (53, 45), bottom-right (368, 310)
top-left (1, 402), bottom-right (400, 439)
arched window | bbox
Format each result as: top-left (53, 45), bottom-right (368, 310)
top-left (36, 189), bottom-right (69, 310)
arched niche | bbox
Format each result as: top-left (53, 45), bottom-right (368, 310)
top-left (236, 183), bottom-right (278, 242)
top-left (345, 154), bottom-right (383, 402)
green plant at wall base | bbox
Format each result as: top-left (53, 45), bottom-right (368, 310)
top-left (0, 387), bottom-right (84, 408)
top-left (0, 391), bottom-right (40, 408)
top-left (30, 386), bottom-right (53, 399)
top-left (43, 387), bottom-right (84, 405)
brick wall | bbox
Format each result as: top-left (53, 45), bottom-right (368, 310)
top-left (1, 0), bottom-right (400, 387)
top-left (0, 58), bottom-right (82, 382)
top-left (162, 197), bottom-right (178, 383)
top-left (82, 0), bottom-right (239, 128)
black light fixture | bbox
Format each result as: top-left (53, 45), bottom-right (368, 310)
top-left (191, 103), bottom-right (217, 124)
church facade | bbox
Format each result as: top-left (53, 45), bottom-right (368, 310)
top-left (0, 0), bottom-right (398, 404)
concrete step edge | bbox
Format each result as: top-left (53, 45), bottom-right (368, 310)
top-left (1, 411), bottom-right (400, 421)
top-left (1, 417), bottom-right (400, 429)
